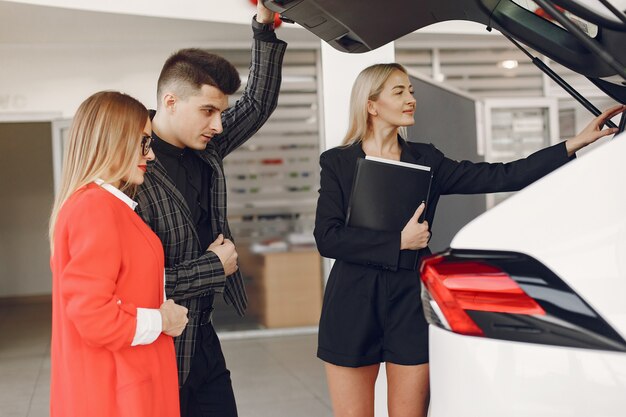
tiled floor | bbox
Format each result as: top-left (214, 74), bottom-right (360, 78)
top-left (0, 300), bottom-right (332, 417)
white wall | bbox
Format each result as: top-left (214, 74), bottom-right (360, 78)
top-left (1, 44), bottom-right (166, 117)
top-left (0, 0), bottom-right (321, 117)
top-left (0, 0), bottom-right (272, 117)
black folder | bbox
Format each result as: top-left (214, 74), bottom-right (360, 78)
top-left (346, 156), bottom-right (433, 231)
top-left (346, 156), bottom-right (433, 269)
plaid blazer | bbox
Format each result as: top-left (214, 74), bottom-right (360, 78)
top-left (135, 38), bottom-right (286, 386)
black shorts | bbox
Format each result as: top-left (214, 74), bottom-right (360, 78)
top-left (317, 261), bottom-right (429, 367)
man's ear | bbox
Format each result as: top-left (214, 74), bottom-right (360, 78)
top-left (367, 100), bottom-right (378, 117)
top-left (162, 93), bottom-right (177, 113)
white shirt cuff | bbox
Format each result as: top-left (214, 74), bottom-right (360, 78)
top-left (132, 308), bottom-right (162, 346)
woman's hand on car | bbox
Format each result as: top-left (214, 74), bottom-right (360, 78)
top-left (565, 104), bottom-right (626, 156)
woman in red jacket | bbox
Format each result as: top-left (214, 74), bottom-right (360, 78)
top-left (49, 91), bottom-right (188, 417)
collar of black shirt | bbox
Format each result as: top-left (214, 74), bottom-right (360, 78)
top-left (152, 131), bottom-right (188, 159)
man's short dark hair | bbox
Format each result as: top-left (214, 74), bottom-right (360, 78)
top-left (157, 48), bottom-right (241, 101)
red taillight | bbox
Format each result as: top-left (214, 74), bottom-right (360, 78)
top-left (420, 255), bottom-right (546, 336)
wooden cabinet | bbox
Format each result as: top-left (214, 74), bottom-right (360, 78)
top-left (240, 248), bottom-right (323, 328)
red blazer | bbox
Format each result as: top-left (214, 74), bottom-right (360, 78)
top-left (50, 183), bottom-right (180, 417)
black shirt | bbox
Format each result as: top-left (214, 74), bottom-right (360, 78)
top-left (152, 132), bottom-right (213, 250)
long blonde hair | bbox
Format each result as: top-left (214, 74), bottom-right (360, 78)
top-left (49, 91), bottom-right (149, 248)
top-left (342, 63), bottom-right (409, 146)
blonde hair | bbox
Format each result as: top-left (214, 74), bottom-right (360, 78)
top-left (49, 91), bottom-right (149, 248)
top-left (342, 63), bottom-right (409, 146)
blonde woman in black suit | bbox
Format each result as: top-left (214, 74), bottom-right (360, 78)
top-left (314, 62), bottom-right (624, 417)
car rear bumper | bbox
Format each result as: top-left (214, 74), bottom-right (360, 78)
top-left (429, 325), bottom-right (626, 417)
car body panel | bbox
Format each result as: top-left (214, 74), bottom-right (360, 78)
top-left (429, 325), bottom-right (626, 417)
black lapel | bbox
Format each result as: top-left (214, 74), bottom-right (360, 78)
top-left (399, 136), bottom-right (425, 166)
top-left (194, 145), bottom-right (226, 228)
top-left (194, 145), bottom-right (222, 178)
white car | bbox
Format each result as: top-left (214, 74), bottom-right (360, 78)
top-left (420, 131), bottom-right (626, 416)
top-left (265, 0), bottom-right (626, 415)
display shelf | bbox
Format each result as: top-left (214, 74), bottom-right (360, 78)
top-left (223, 49), bottom-right (321, 247)
top-left (483, 98), bottom-right (559, 209)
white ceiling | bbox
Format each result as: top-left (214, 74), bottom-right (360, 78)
top-left (0, 1), bottom-right (320, 47)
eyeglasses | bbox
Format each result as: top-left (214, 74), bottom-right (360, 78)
top-left (141, 135), bottom-right (154, 156)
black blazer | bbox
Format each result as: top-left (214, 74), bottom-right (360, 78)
top-left (314, 137), bottom-right (573, 271)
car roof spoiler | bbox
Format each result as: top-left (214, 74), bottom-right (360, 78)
top-left (263, 0), bottom-right (626, 110)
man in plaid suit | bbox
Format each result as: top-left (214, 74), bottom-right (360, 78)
top-left (135, 3), bottom-right (286, 416)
